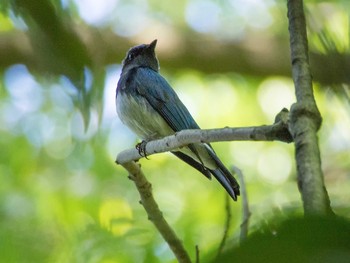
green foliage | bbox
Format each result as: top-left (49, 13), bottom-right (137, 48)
top-left (216, 216), bottom-right (350, 263)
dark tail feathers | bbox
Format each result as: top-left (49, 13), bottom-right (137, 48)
top-left (171, 150), bottom-right (240, 201)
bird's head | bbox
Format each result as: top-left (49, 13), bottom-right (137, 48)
top-left (121, 39), bottom-right (159, 72)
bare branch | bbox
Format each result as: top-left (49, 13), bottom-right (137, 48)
top-left (195, 245), bottom-right (200, 263)
top-left (287, 0), bottom-right (333, 215)
top-left (119, 161), bottom-right (192, 263)
top-left (216, 194), bottom-right (232, 259)
top-left (234, 167), bottom-right (251, 243)
top-left (116, 111), bottom-right (292, 164)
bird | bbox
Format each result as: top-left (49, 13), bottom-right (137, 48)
top-left (116, 39), bottom-right (240, 201)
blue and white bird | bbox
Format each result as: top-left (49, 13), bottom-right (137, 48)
top-left (116, 40), bottom-right (240, 201)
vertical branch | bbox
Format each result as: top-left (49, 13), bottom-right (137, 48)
top-left (216, 194), bottom-right (232, 259)
top-left (120, 161), bottom-right (192, 263)
top-left (195, 245), bottom-right (200, 263)
top-left (234, 167), bottom-right (250, 243)
top-left (287, 0), bottom-right (333, 215)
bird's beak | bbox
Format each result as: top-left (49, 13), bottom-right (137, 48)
top-left (148, 39), bottom-right (157, 51)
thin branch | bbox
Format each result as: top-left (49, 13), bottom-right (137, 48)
top-left (119, 161), bottom-right (192, 263)
top-left (287, 0), bottom-right (333, 215)
top-left (234, 167), bottom-right (251, 243)
top-left (216, 194), bottom-right (232, 259)
top-left (195, 245), bottom-right (200, 263)
top-left (116, 110), bottom-right (292, 164)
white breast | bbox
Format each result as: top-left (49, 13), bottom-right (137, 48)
top-left (116, 92), bottom-right (173, 140)
top-left (116, 91), bottom-right (217, 170)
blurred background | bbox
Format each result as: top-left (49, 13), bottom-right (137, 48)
top-left (0, 0), bottom-right (349, 262)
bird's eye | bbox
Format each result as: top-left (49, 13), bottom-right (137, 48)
top-left (127, 52), bottom-right (138, 60)
top-left (126, 46), bottom-right (144, 61)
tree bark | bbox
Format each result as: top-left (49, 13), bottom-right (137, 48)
top-left (287, 0), bottom-right (333, 215)
top-left (120, 161), bottom-right (192, 263)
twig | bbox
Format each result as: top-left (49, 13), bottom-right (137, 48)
top-left (195, 245), bottom-right (200, 263)
top-left (216, 194), bottom-right (232, 259)
top-left (116, 110), bottom-right (292, 164)
top-left (120, 161), bottom-right (192, 263)
top-left (233, 167), bottom-right (250, 243)
top-left (287, 0), bottom-right (333, 215)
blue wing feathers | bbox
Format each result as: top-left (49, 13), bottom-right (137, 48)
top-left (134, 67), bottom-right (199, 131)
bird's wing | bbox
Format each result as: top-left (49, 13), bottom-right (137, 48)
top-left (133, 67), bottom-right (200, 131)
top-left (133, 67), bottom-right (207, 165)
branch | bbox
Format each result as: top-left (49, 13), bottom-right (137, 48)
top-left (119, 161), bottom-right (192, 263)
top-left (195, 245), bottom-right (200, 263)
top-left (116, 109), bottom-right (292, 164)
top-left (216, 194), bottom-right (232, 259)
top-left (287, 0), bottom-right (333, 215)
top-left (234, 167), bottom-right (251, 243)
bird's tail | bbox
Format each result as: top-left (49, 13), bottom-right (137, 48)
top-left (205, 145), bottom-right (240, 201)
top-left (210, 166), bottom-right (240, 201)
top-left (172, 144), bottom-right (240, 201)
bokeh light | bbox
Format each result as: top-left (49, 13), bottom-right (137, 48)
top-left (99, 198), bottom-right (133, 236)
top-left (257, 145), bottom-right (292, 185)
top-left (74, 0), bottom-right (119, 26)
top-left (257, 77), bottom-right (295, 120)
top-left (185, 0), bottom-right (221, 33)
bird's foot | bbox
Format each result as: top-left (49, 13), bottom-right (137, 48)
top-left (136, 140), bottom-right (149, 159)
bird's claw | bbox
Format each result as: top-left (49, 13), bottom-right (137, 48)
top-left (136, 140), bottom-right (149, 159)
